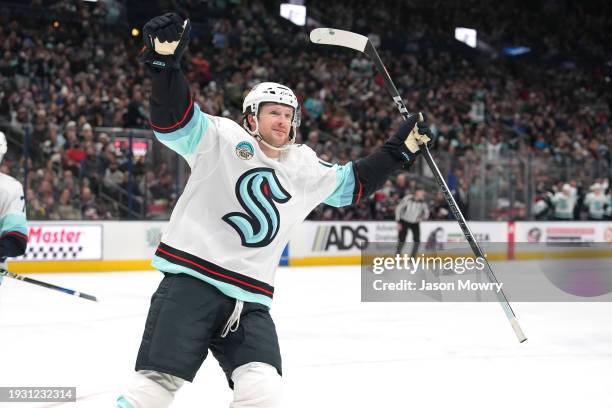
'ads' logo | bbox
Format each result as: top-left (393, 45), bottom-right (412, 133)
top-left (313, 225), bottom-right (368, 251)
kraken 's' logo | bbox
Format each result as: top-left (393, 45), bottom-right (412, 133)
top-left (223, 168), bottom-right (291, 247)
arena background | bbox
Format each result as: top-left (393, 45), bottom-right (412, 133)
top-left (0, 1), bottom-right (611, 407)
top-left (0, 0), bottom-right (610, 271)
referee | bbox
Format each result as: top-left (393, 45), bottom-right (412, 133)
top-left (395, 188), bottom-right (429, 257)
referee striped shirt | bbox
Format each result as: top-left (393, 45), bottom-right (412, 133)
top-left (395, 195), bottom-right (430, 223)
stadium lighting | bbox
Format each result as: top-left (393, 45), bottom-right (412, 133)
top-left (503, 46), bottom-right (531, 56)
top-left (131, 28), bottom-right (140, 37)
top-left (455, 27), bottom-right (477, 48)
top-left (280, 3), bottom-right (306, 26)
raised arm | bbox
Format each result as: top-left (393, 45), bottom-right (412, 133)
top-left (141, 13), bottom-right (208, 162)
top-left (323, 114), bottom-right (434, 207)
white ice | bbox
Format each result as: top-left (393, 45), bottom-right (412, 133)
top-left (1, 264), bottom-right (611, 408)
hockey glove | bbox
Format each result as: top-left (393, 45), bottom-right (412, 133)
top-left (385, 112), bottom-right (434, 166)
top-left (141, 13), bottom-right (191, 69)
top-left (0, 257), bottom-right (6, 285)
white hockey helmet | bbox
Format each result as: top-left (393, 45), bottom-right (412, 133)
top-left (242, 82), bottom-right (300, 150)
top-left (0, 131), bottom-right (7, 164)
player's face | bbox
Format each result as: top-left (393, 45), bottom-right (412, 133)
top-left (255, 103), bottom-right (293, 147)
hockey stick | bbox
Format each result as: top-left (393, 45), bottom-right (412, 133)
top-left (311, 28), bottom-right (527, 343)
top-left (0, 268), bottom-right (98, 302)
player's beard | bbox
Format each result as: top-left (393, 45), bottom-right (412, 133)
top-left (263, 128), bottom-right (290, 148)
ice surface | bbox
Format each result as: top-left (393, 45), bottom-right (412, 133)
top-left (1, 263), bottom-right (611, 407)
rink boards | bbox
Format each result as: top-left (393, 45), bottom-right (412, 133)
top-left (6, 220), bottom-right (612, 273)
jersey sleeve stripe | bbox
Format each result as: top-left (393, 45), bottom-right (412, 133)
top-left (354, 175), bottom-right (363, 204)
top-left (150, 95), bottom-right (194, 132)
top-left (323, 162), bottom-right (358, 207)
top-left (153, 104), bottom-right (209, 157)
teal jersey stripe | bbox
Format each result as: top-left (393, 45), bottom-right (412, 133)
top-left (116, 396), bottom-right (134, 408)
top-left (153, 104), bottom-right (209, 157)
top-left (151, 255), bottom-right (272, 307)
top-left (324, 162), bottom-right (356, 207)
top-left (0, 213), bottom-right (28, 236)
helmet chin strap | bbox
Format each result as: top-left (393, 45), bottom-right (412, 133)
top-left (245, 116), bottom-right (293, 152)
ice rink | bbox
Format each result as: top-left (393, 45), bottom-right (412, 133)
top-left (1, 264), bottom-right (611, 408)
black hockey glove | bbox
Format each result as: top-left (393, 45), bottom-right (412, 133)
top-left (353, 112), bottom-right (434, 200)
top-left (384, 112), bottom-right (434, 167)
top-left (0, 256), bottom-right (6, 279)
top-left (141, 13), bottom-right (191, 69)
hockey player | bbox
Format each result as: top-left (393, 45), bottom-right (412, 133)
top-left (118, 13), bottom-right (434, 408)
top-left (551, 184), bottom-right (576, 220)
top-left (583, 183), bottom-right (607, 220)
top-left (0, 131), bottom-right (28, 282)
top-left (533, 190), bottom-right (554, 220)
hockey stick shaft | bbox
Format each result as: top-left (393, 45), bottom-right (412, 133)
top-left (368, 43), bottom-right (527, 342)
top-left (0, 268), bottom-right (98, 302)
top-left (311, 28), bottom-right (526, 342)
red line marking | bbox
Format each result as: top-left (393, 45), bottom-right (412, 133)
top-left (355, 180), bottom-right (363, 204)
top-left (150, 96), bottom-right (194, 131)
top-left (352, 165), bottom-right (363, 204)
top-left (156, 247), bottom-right (273, 296)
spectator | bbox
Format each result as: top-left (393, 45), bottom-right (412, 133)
top-left (0, 0), bottom-right (608, 222)
top-left (49, 188), bottom-right (81, 220)
top-left (103, 160), bottom-right (124, 193)
top-left (80, 186), bottom-right (101, 220)
top-left (431, 191), bottom-right (450, 220)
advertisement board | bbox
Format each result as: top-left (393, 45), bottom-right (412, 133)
top-left (293, 221), bottom-right (396, 259)
top-left (12, 224), bottom-right (103, 261)
top-left (291, 221), bottom-right (508, 264)
top-left (420, 221), bottom-right (506, 246)
top-left (514, 222), bottom-right (612, 243)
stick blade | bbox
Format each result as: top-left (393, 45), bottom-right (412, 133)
top-left (510, 317), bottom-right (527, 343)
top-left (79, 292), bottom-right (99, 302)
top-left (309, 28), bottom-right (368, 52)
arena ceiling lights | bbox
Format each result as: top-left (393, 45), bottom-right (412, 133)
top-left (280, 3), bottom-right (306, 26)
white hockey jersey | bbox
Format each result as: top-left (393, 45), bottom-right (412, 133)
top-left (583, 192), bottom-right (607, 219)
top-left (0, 173), bottom-right (28, 248)
top-left (551, 192), bottom-right (576, 220)
top-left (151, 104), bottom-right (358, 307)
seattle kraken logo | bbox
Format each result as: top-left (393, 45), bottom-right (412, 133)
top-left (223, 168), bottom-right (291, 247)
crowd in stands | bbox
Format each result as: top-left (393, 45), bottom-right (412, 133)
top-left (0, 0), bottom-right (609, 221)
